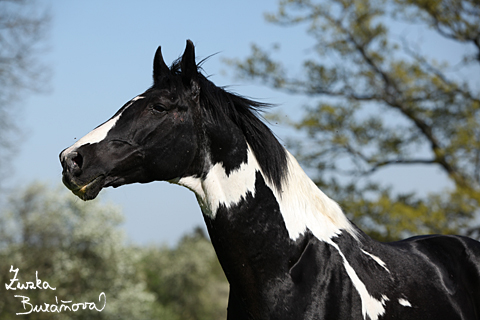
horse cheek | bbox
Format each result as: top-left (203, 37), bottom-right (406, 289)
top-left (147, 132), bottom-right (197, 180)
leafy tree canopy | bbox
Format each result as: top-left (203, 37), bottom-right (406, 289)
top-left (0, 183), bottom-right (156, 319)
top-left (229, 0), bottom-right (480, 241)
top-left (139, 227), bottom-right (228, 320)
top-left (0, 183), bottom-right (228, 319)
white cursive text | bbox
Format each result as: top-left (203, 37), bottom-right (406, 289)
top-left (5, 265), bottom-right (56, 291)
top-left (14, 293), bottom-right (107, 315)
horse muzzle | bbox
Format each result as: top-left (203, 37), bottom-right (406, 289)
top-left (60, 141), bottom-right (146, 200)
top-left (63, 174), bottom-right (105, 201)
top-left (60, 149), bottom-right (106, 200)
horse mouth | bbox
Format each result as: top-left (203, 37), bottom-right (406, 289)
top-left (66, 176), bottom-right (106, 201)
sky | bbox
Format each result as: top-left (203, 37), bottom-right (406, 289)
top-left (7, 0), bottom-right (479, 246)
top-left (10, 0), bottom-right (305, 246)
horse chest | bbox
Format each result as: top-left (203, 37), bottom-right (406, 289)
top-left (201, 180), bottom-right (364, 318)
top-left (205, 218), bottom-right (367, 319)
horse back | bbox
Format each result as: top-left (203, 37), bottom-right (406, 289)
top-left (391, 234), bottom-right (480, 319)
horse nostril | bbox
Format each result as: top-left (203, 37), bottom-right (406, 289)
top-left (64, 151), bottom-right (83, 176)
top-left (72, 153), bottom-right (83, 169)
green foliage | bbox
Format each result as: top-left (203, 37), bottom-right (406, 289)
top-left (0, 183), bottom-right (228, 319)
top-left (0, 183), bottom-right (156, 319)
top-left (138, 228), bottom-right (228, 320)
top-left (229, 0), bottom-right (480, 241)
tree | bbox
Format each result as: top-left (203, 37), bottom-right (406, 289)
top-left (139, 227), bottom-right (229, 320)
top-left (0, 183), bottom-right (229, 319)
top-left (0, 183), bottom-right (156, 319)
top-left (0, 0), bottom-right (50, 183)
top-left (229, 0), bottom-right (480, 241)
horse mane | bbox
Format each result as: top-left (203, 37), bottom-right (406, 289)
top-left (170, 58), bottom-right (288, 191)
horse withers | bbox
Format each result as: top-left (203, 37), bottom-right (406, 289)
top-left (60, 40), bottom-right (480, 320)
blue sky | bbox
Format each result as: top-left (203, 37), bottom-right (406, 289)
top-left (12, 0), bottom-right (304, 245)
top-left (9, 0), bottom-right (478, 245)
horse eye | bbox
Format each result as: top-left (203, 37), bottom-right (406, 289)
top-left (152, 103), bottom-right (167, 113)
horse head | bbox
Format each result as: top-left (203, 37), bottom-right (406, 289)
top-left (60, 40), bottom-right (207, 200)
top-left (60, 40), bottom-right (284, 202)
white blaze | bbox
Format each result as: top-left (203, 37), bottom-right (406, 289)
top-left (61, 96), bottom-right (144, 160)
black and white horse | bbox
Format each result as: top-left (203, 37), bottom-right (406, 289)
top-left (60, 40), bottom-right (480, 319)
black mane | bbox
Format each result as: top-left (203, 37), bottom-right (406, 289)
top-left (171, 59), bottom-right (288, 191)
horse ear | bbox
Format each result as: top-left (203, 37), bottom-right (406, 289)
top-left (181, 40), bottom-right (197, 80)
top-left (153, 46), bottom-right (170, 81)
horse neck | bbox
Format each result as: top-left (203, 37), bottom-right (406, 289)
top-left (177, 144), bottom-right (399, 320)
top-left (177, 144), bottom-right (358, 244)
top-left (269, 149), bottom-right (358, 243)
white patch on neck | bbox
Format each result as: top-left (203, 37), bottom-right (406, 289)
top-left (177, 147), bottom-right (260, 218)
top-left (178, 146), bottom-right (356, 242)
top-left (178, 146), bottom-right (387, 319)
top-left (361, 249), bottom-right (390, 273)
top-left (268, 151), bottom-right (358, 242)
top-left (398, 298), bottom-right (411, 307)
top-left (61, 96), bottom-right (144, 159)
top-left (331, 242), bottom-right (388, 320)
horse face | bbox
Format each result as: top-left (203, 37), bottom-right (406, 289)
top-left (60, 41), bottom-right (202, 200)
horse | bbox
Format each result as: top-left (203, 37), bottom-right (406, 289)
top-left (60, 40), bottom-right (480, 320)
